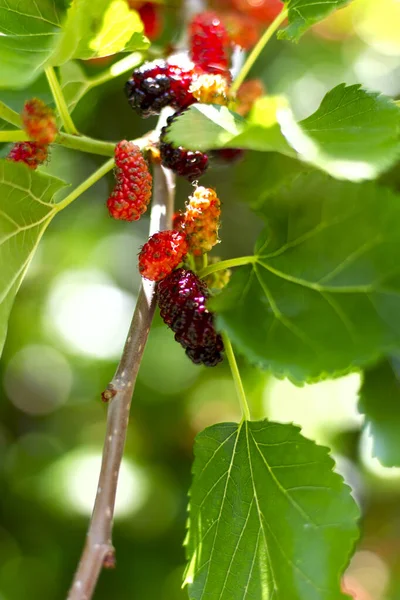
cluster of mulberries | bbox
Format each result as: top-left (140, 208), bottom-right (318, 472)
top-left (124, 9), bottom-right (242, 181)
top-left (117, 4), bottom-right (276, 366)
top-left (158, 269), bottom-right (224, 366)
top-left (7, 98), bottom-right (57, 170)
top-left (137, 185), bottom-right (223, 366)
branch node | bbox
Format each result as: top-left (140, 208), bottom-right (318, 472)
top-left (103, 550), bottom-right (116, 570)
top-left (101, 385), bottom-right (117, 403)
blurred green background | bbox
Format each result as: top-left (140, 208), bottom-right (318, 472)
top-left (1, 1), bottom-right (400, 598)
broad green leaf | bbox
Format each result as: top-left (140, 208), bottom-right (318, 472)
top-left (186, 420), bottom-right (359, 600)
top-left (0, 160), bottom-right (67, 356)
top-left (51, 0), bottom-right (149, 65)
top-left (167, 86), bottom-right (400, 182)
top-left (280, 0), bottom-right (353, 42)
top-left (359, 359), bottom-right (400, 467)
top-left (0, 0), bottom-right (148, 86)
top-left (0, 0), bottom-right (66, 88)
top-left (234, 151), bottom-right (307, 210)
top-left (211, 173), bottom-right (400, 382)
top-left (300, 84), bottom-right (400, 179)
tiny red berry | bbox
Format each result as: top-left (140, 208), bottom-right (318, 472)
top-left (129, 1), bottom-right (163, 39)
top-left (7, 142), bottom-right (48, 170)
top-left (22, 98), bottom-right (57, 145)
top-left (221, 11), bottom-right (261, 50)
top-left (107, 141), bottom-right (152, 221)
top-left (233, 0), bottom-right (284, 24)
top-left (236, 79), bottom-right (265, 115)
top-left (189, 11), bottom-right (231, 75)
top-left (138, 230), bottom-right (189, 281)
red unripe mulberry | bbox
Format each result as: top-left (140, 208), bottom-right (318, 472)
top-left (107, 141), bottom-right (152, 221)
top-left (7, 142), bottom-right (48, 170)
top-left (138, 230), bottom-right (189, 281)
top-left (183, 187), bottom-right (221, 255)
top-left (190, 11), bottom-right (230, 75)
top-left (22, 98), bottom-right (57, 145)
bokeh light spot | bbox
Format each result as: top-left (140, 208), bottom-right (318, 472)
top-left (265, 373), bottom-right (362, 443)
top-left (41, 448), bottom-right (149, 518)
top-left (4, 345), bottom-right (72, 415)
top-left (45, 269), bottom-right (135, 360)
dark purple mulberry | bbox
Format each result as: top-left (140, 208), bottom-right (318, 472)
top-left (125, 59), bottom-right (195, 118)
top-left (157, 268), bottom-right (224, 366)
top-left (159, 113), bottom-right (209, 181)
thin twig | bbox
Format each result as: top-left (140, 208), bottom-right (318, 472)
top-left (67, 164), bottom-right (175, 600)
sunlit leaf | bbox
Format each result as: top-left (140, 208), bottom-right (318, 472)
top-left (51, 0), bottom-right (149, 65)
top-left (281, 0), bottom-right (354, 41)
top-left (167, 86), bottom-right (400, 182)
top-left (186, 420), bottom-right (359, 600)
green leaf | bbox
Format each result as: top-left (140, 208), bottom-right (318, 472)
top-left (0, 160), bottom-right (67, 356)
top-left (51, 0), bottom-right (149, 65)
top-left (166, 104), bottom-right (244, 149)
top-left (359, 359), bottom-right (400, 467)
top-left (0, 0), bottom-right (148, 87)
top-left (167, 86), bottom-right (400, 182)
top-left (0, 0), bottom-right (66, 88)
top-left (300, 84), bottom-right (400, 179)
top-left (211, 173), bottom-right (400, 382)
top-left (185, 420), bottom-right (359, 600)
top-left (234, 151), bottom-right (307, 210)
top-left (59, 61), bottom-right (92, 114)
top-left (280, 0), bottom-right (354, 42)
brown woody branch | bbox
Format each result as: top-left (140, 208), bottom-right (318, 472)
top-left (67, 164), bottom-right (175, 600)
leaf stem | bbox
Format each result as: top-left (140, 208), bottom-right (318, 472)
top-left (45, 66), bottom-right (79, 135)
top-left (231, 8), bottom-right (288, 93)
top-left (55, 132), bottom-right (116, 156)
top-left (88, 52), bottom-right (143, 88)
top-left (0, 130), bottom-right (27, 142)
top-left (0, 101), bottom-right (22, 128)
top-left (67, 164), bottom-right (175, 600)
top-left (55, 158), bottom-right (115, 213)
top-left (198, 256), bottom-right (256, 279)
top-left (222, 332), bottom-right (251, 421)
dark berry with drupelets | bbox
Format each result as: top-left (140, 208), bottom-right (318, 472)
top-left (157, 268), bottom-right (224, 366)
top-left (159, 113), bottom-right (208, 181)
top-left (125, 59), bottom-right (195, 118)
